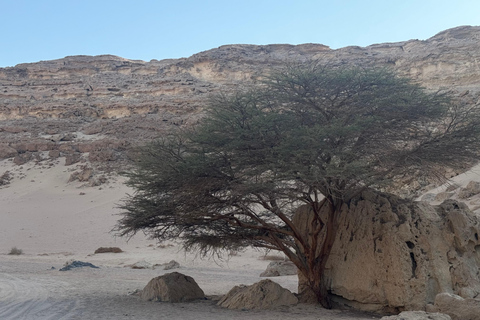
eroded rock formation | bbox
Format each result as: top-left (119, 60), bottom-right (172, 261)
top-left (295, 191), bottom-right (480, 313)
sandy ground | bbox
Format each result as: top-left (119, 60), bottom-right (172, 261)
top-left (0, 157), bottom-right (384, 319)
top-left (3, 157), bottom-right (480, 319)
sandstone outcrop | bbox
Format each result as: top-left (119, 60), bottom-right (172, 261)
top-left (295, 191), bottom-right (480, 313)
top-left (1, 26), bottom-right (480, 182)
top-left (217, 279), bottom-right (298, 310)
top-left (140, 272), bottom-right (205, 302)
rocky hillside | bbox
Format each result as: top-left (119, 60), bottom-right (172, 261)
top-left (1, 25), bottom-right (479, 183)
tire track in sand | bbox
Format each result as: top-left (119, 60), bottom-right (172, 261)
top-left (0, 273), bottom-right (81, 320)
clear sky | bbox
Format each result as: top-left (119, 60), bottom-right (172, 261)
top-left (1, 0), bottom-right (479, 67)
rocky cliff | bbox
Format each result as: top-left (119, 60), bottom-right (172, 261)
top-left (1, 25), bottom-right (480, 180)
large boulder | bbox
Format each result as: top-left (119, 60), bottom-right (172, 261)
top-left (431, 293), bottom-right (480, 320)
top-left (217, 279), bottom-right (298, 310)
top-left (294, 191), bottom-right (480, 313)
top-left (380, 311), bottom-right (451, 320)
top-left (140, 272), bottom-right (205, 302)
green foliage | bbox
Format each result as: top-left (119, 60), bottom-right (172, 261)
top-left (116, 63), bottom-right (480, 263)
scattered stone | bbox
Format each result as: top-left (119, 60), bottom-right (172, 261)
top-left (60, 133), bottom-right (76, 141)
top-left (59, 261), bottom-right (99, 271)
top-left (128, 289), bottom-right (141, 296)
top-left (65, 153), bottom-right (81, 166)
top-left (68, 166), bottom-right (93, 182)
top-left (458, 181), bottom-right (480, 199)
top-left (0, 144), bottom-right (18, 159)
top-left (129, 260), bottom-right (153, 269)
top-left (82, 125), bottom-right (103, 135)
top-left (217, 279), bottom-right (298, 310)
top-left (94, 247), bottom-right (123, 254)
top-left (13, 153), bottom-right (32, 165)
top-left (380, 311), bottom-right (451, 320)
top-left (432, 293), bottom-right (480, 320)
top-left (140, 272), bottom-right (205, 302)
top-left (161, 260), bottom-right (180, 270)
top-left (260, 261), bottom-right (297, 277)
top-left (48, 150), bottom-right (60, 159)
top-left (434, 192), bottom-right (453, 202)
top-left (420, 193), bottom-right (436, 202)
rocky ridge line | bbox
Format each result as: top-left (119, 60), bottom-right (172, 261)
top-left (0, 25), bottom-right (479, 184)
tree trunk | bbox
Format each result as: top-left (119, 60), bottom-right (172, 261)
top-left (297, 200), bottom-right (341, 308)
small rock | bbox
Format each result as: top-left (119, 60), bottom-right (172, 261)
top-left (65, 153), bottom-right (81, 166)
top-left (129, 260), bottom-right (153, 269)
top-left (380, 311), bottom-right (451, 320)
top-left (48, 150), bottom-right (60, 159)
top-left (59, 261), bottom-right (99, 271)
top-left (128, 289), bottom-right (141, 296)
top-left (162, 260), bottom-right (180, 270)
top-left (260, 261), bottom-right (297, 277)
top-left (458, 181), bottom-right (480, 199)
top-left (0, 144), bottom-right (18, 159)
top-left (421, 193), bottom-right (436, 202)
top-left (434, 192), bottom-right (453, 202)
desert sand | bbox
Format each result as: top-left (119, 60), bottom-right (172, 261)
top-left (4, 156), bottom-right (478, 319)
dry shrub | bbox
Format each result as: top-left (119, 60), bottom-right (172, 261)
top-left (8, 247), bottom-right (23, 255)
top-left (157, 243), bottom-right (174, 249)
top-left (0, 171), bottom-right (12, 186)
top-left (94, 247), bottom-right (123, 254)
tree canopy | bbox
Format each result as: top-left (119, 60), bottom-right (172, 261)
top-left (116, 63), bottom-right (480, 307)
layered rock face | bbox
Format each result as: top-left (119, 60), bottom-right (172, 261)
top-left (1, 26), bottom-right (480, 175)
top-left (295, 191), bottom-right (480, 313)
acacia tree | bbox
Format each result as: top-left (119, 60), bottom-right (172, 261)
top-left (116, 64), bottom-right (480, 307)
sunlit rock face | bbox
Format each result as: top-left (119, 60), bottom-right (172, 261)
top-left (295, 191), bottom-right (480, 313)
top-left (0, 26), bottom-right (479, 171)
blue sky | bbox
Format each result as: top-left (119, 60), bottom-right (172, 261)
top-left (1, 0), bottom-right (479, 67)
